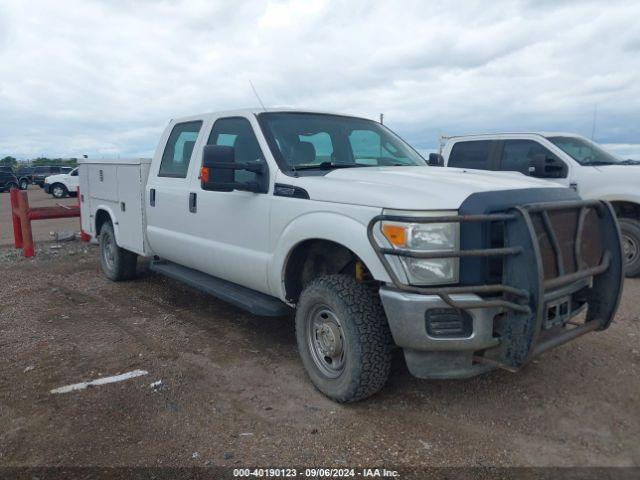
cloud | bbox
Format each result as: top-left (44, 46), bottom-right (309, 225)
top-left (0, 0), bottom-right (639, 159)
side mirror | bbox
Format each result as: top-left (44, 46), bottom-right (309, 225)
top-left (428, 153), bottom-right (444, 167)
top-left (528, 153), bottom-right (563, 178)
top-left (200, 145), bottom-right (268, 193)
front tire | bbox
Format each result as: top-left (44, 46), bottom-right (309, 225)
top-left (51, 183), bottom-right (68, 198)
top-left (619, 218), bottom-right (640, 277)
top-left (99, 221), bottom-right (137, 281)
top-left (295, 274), bottom-right (393, 402)
top-left (6, 183), bottom-right (18, 191)
top-left (19, 179), bottom-right (28, 190)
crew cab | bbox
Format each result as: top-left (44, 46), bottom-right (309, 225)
top-left (44, 167), bottom-right (79, 198)
top-left (441, 133), bottom-right (640, 276)
top-left (79, 110), bottom-right (623, 402)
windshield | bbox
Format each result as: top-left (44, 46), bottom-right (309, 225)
top-left (258, 112), bottom-right (426, 172)
top-left (546, 136), bottom-right (630, 166)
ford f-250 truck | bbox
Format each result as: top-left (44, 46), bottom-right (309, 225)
top-left (440, 133), bottom-right (640, 277)
top-left (79, 110), bottom-right (623, 402)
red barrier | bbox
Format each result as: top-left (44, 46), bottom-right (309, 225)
top-left (10, 187), bottom-right (90, 258)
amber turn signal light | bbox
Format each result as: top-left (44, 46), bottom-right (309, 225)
top-left (381, 223), bottom-right (407, 247)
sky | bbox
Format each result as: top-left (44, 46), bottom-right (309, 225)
top-left (1, 0), bottom-right (639, 160)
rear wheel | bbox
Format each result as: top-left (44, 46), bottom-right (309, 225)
top-left (6, 182), bottom-right (18, 191)
top-left (619, 218), bottom-right (640, 277)
top-left (19, 179), bottom-right (28, 190)
top-left (51, 183), bottom-right (68, 198)
top-left (99, 221), bottom-right (137, 281)
top-left (295, 274), bottom-right (393, 402)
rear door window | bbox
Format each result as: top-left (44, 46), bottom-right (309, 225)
top-left (159, 121), bottom-right (203, 178)
top-left (448, 141), bottom-right (492, 170)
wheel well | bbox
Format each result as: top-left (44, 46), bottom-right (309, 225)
top-left (95, 209), bottom-right (112, 236)
top-left (283, 239), bottom-right (373, 303)
top-left (610, 201), bottom-right (640, 222)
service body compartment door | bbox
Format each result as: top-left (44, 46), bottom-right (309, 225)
top-left (116, 165), bottom-right (146, 253)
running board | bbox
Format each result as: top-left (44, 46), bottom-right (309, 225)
top-left (150, 260), bottom-right (291, 317)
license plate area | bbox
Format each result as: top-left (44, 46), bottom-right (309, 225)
top-left (544, 295), bottom-right (571, 330)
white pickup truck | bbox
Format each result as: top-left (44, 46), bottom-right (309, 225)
top-left (440, 133), bottom-right (640, 276)
top-left (79, 110), bottom-right (623, 402)
top-left (44, 167), bottom-right (80, 198)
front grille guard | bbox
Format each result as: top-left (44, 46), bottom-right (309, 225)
top-left (367, 199), bottom-right (624, 370)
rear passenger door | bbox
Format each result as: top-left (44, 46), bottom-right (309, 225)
top-left (447, 140), bottom-right (499, 171)
top-left (145, 120), bottom-right (204, 266)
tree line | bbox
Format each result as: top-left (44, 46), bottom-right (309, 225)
top-left (0, 156), bottom-right (78, 170)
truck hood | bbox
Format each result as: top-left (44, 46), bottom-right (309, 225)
top-left (44, 173), bottom-right (70, 184)
top-left (291, 166), bottom-right (558, 210)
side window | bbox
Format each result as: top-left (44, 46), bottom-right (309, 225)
top-left (207, 117), bottom-right (265, 184)
top-left (159, 121), bottom-right (203, 178)
top-left (448, 141), bottom-right (492, 170)
top-left (500, 140), bottom-right (566, 178)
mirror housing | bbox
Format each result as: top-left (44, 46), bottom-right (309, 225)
top-left (200, 145), bottom-right (268, 193)
top-left (428, 153), bottom-right (445, 167)
top-left (528, 153), bottom-right (564, 178)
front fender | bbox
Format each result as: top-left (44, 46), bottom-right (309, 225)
top-left (268, 211), bottom-right (392, 300)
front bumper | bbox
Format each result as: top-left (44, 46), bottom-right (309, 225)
top-left (370, 198), bottom-right (624, 379)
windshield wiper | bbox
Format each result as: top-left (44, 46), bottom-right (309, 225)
top-left (293, 162), bottom-right (365, 171)
top-left (583, 160), bottom-right (616, 166)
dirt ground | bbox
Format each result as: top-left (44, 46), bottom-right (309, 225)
top-left (0, 196), bottom-right (639, 470)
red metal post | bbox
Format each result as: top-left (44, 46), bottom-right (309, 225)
top-left (10, 188), bottom-right (23, 248)
top-left (17, 190), bottom-right (35, 257)
top-left (77, 186), bottom-right (90, 242)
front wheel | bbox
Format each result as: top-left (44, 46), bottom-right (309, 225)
top-left (619, 218), bottom-right (640, 277)
top-left (99, 221), bottom-right (137, 281)
top-left (19, 179), bottom-right (28, 190)
top-left (295, 274), bottom-right (393, 402)
top-left (51, 183), bottom-right (68, 198)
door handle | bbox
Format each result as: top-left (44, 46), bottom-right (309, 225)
top-left (150, 188), bottom-right (156, 207)
top-left (189, 192), bottom-right (197, 213)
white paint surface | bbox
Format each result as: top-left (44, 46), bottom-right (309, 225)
top-left (50, 369), bottom-right (148, 394)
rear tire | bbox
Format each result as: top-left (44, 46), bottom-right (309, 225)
top-left (295, 274), bottom-right (393, 402)
top-left (19, 179), bottom-right (28, 190)
top-left (619, 218), bottom-right (640, 277)
top-left (51, 183), bottom-right (68, 198)
top-left (6, 182), bottom-right (18, 191)
top-left (99, 221), bottom-right (137, 281)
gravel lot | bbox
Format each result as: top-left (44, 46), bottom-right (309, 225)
top-left (0, 193), bottom-right (639, 470)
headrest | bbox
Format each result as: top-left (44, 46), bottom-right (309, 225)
top-left (291, 141), bottom-right (316, 165)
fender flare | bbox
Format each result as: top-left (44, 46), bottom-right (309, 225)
top-left (93, 205), bottom-right (122, 245)
top-left (269, 211), bottom-right (392, 299)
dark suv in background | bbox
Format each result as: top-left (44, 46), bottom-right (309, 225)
top-left (15, 166), bottom-right (35, 190)
top-left (0, 171), bottom-right (19, 192)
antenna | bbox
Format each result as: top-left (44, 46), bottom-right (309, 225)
top-left (249, 80), bottom-right (267, 112)
top-left (379, 113), bottom-right (384, 124)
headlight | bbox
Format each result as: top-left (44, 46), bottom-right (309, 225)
top-left (380, 211), bottom-right (459, 285)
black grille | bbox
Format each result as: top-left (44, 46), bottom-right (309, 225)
top-left (529, 206), bottom-right (604, 280)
